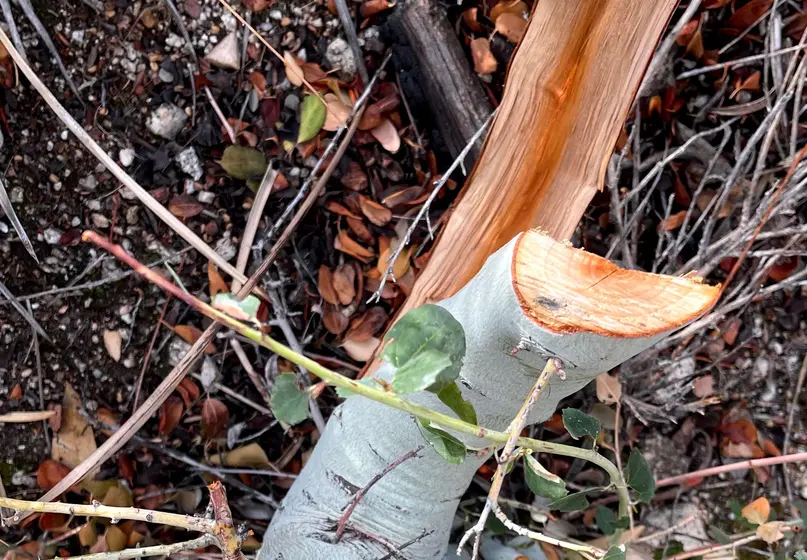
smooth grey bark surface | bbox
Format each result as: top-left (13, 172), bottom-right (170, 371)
top-left (259, 233), bottom-right (688, 559)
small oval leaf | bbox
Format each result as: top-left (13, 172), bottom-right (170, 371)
top-left (417, 420), bottom-right (466, 464)
top-left (298, 95), bottom-right (327, 143)
top-left (562, 408), bottom-right (601, 440)
top-left (437, 382), bottom-right (477, 425)
top-left (625, 449), bottom-right (655, 503)
top-left (549, 490), bottom-right (590, 512)
top-left (219, 145), bottom-right (268, 181)
top-left (271, 373), bottom-right (309, 425)
top-left (524, 454), bottom-right (567, 501)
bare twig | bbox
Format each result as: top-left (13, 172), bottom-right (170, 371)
top-left (638, 0), bottom-right (702, 98)
top-left (0, 0), bottom-right (25, 61)
top-left (16, 0), bottom-right (83, 104)
top-left (233, 166), bottom-right (277, 293)
top-left (70, 534), bottom-right (216, 560)
top-left (677, 44), bottom-right (807, 79)
top-left (334, 446), bottom-right (423, 542)
top-left (204, 86), bottom-right (237, 144)
top-left (0, 496), bottom-right (214, 532)
top-left (457, 359), bottom-right (560, 559)
top-left (0, 28), bottom-right (258, 291)
top-left (783, 354), bottom-right (807, 508)
top-left (0, 178), bottom-right (37, 264)
top-left (656, 451), bottom-right (807, 488)
top-left (333, 0), bottom-right (369, 84)
top-left (0, 410), bottom-right (55, 422)
top-left (28, 301), bottom-right (50, 453)
top-left (190, 371), bottom-right (272, 416)
top-left (370, 109), bottom-right (497, 303)
top-left (230, 337), bottom-right (272, 405)
top-left (0, 278), bottom-right (50, 342)
top-left (490, 503), bottom-right (604, 560)
top-left (132, 296), bottom-right (171, 411)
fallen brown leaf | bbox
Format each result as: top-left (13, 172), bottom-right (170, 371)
top-left (757, 521), bottom-right (785, 543)
top-left (175, 378), bottom-right (201, 409)
top-left (495, 12), bottom-right (527, 43)
top-left (341, 161), bottom-right (369, 191)
top-left (342, 337), bottom-right (381, 362)
top-left (369, 119), bottom-right (401, 153)
top-left (208, 262), bottom-right (229, 298)
top-left (37, 459), bottom-right (72, 491)
top-left (595, 372), bottom-right (622, 405)
top-left (323, 93), bottom-right (351, 132)
top-left (360, 0), bottom-right (396, 17)
top-left (346, 216), bottom-right (376, 245)
top-left (659, 210), bottom-right (688, 232)
top-left (318, 265), bottom-right (340, 305)
top-left (103, 329), bottom-right (122, 362)
top-left (211, 443), bottom-right (273, 468)
top-left (344, 306), bottom-right (388, 342)
top-left (201, 398), bottom-right (229, 440)
top-left (471, 38), bottom-right (498, 74)
top-left (692, 375), bottom-right (713, 398)
top-left (490, 0), bottom-right (527, 21)
top-left (284, 52), bottom-right (305, 87)
top-left (158, 396), bottom-right (184, 436)
top-left (335, 230), bottom-right (375, 263)
top-left (359, 194), bottom-right (393, 226)
top-left (741, 497), bottom-right (770, 525)
top-left (168, 194), bottom-right (203, 219)
top-left (462, 7), bottom-right (484, 33)
top-left (173, 324), bottom-right (217, 355)
top-left (725, 0), bottom-right (774, 30)
top-left (52, 384), bottom-right (97, 468)
top-left (322, 304), bottom-right (349, 334)
top-left (332, 263), bottom-right (357, 305)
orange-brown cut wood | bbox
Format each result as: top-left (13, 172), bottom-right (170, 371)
top-left (365, 0), bottom-right (679, 375)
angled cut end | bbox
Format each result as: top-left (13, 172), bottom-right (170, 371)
top-left (512, 230), bottom-right (720, 338)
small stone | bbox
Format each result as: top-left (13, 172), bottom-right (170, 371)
top-left (71, 216), bottom-right (81, 227)
top-left (168, 337), bottom-right (192, 367)
top-left (205, 31), bottom-right (240, 70)
top-left (165, 33), bottom-right (185, 49)
top-left (269, 9), bottom-right (283, 20)
top-left (0, 221), bottom-right (8, 234)
top-left (284, 94), bottom-right (300, 111)
top-left (325, 38), bottom-right (357, 80)
top-left (177, 147), bottom-right (203, 180)
top-left (70, 29), bottom-right (85, 44)
top-left (200, 357), bottom-right (219, 391)
top-left (10, 187), bottom-right (23, 204)
top-left (158, 68), bottom-right (175, 82)
top-left (198, 191), bottom-right (215, 204)
top-left (91, 213), bottom-right (110, 228)
top-left (146, 104), bottom-right (188, 140)
top-left (119, 148), bottom-right (135, 167)
top-left (60, 130), bottom-right (69, 141)
top-left (125, 206), bottom-right (140, 225)
top-left (78, 174), bottom-right (98, 191)
top-left (43, 227), bottom-right (63, 245)
top-left (214, 232), bottom-right (237, 261)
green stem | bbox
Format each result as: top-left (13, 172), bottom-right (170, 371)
top-left (82, 231), bottom-right (631, 524)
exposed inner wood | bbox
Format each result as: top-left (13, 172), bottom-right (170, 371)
top-left (364, 0), bottom-right (679, 376)
top-left (512, 231), bottom-right (721, 338)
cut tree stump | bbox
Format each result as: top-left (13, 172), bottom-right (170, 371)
top-left (365, 0), bottom-right (678, 377)
top-left (260, 231), bottom-right (719, 559)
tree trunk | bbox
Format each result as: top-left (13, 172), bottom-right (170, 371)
top-left (258, 232), bottom-right (718, 559)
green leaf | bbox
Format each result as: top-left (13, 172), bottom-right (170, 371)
top-left (219, 145), bottom-right (267, 180)
top-left (270, 373), bottom-right (309, 425)
top-left (602, 545), bottom-right (627, 560)
top-left (298, 95), bottom-right (326, 143)
top-left (392, 348), bottom-right (453, 394)
top-left (549, 491), bottom-right (590, 512)
top-left (212, 292), bottom-right (261, 323)
top-left (336, 378), bottom-right (379, 398)
top-left (795, 551), bottom-right (807, 560)
top-left (653, 541), bottom-right (684, 560)
top-left (707, 526), bottom-right (732, 545)
top-left (417, 420), bottom-right (466, 464)
top-left (562, 408), bottom-right (601, 440)
top-left (524, 454), bottom-right (567, 501)
top-left (383, 304), bottom-right (465, 394)
top-left (796, 502), bottom-right (807, 543)
top-left (437, 383), bottom-right (477, 425)
top-left (595, 507), bottom-right (629, 536)
top-left (625, 449), bottom-right (655, 503)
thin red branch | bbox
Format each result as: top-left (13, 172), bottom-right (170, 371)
top-left (656, 451), bottom-right (807, 488)
top-left (722, 143), bottom-right (807, 292)
top-left (334, 447), bottom-right (423, 542)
